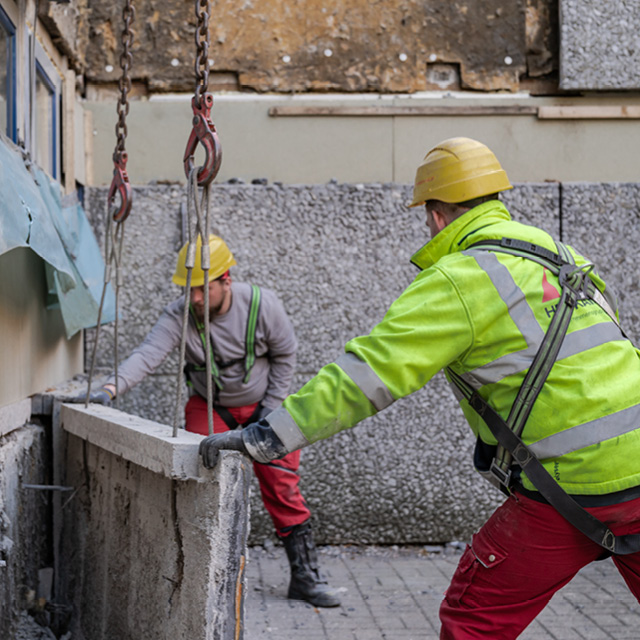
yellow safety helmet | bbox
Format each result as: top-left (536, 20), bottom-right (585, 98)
top-left (172, 234), bottom-right (237, 287)
top-left (409, 137), bottom-right (513, 207)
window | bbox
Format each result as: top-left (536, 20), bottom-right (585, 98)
top-left (0, 5), bottom-right (15, 140)
top-left (35, 61), bottom-right (56, 177)
top-left (32, 40), bottom-right (61, 179)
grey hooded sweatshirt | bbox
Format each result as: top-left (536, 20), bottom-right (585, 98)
top-left (106, 282), bottom-right (297, 409)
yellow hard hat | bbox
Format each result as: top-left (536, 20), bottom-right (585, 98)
top-left (409, 137), bottom-right (513, 207)
top-left (172, 234), bottom-right (237, 287)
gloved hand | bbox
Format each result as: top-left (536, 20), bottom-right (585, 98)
top-left (199, 430), bottom-right (248, 469)
top-left (65, 386), bottom-right (115, 406)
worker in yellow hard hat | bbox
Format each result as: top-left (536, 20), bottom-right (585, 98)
top-left (198, 137), bottom-right (640, 637)
top-left (81, 233), bottom-right (341, 608)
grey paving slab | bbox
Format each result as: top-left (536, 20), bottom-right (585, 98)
top-left (245, 544), bottom-right (640, 640)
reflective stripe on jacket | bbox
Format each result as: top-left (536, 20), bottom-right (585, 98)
top-left (269, 200), bottom-right (640, 496)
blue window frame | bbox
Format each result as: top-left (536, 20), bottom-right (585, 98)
top-left (0, 5), bottom-right (16, 141)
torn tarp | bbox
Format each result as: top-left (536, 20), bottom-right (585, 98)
top-left (0, 137), bottom-right (115, 338)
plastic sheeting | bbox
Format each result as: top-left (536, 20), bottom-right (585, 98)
top-left (0, 137), bottom-right (115, 338)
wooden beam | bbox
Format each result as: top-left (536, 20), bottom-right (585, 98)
top-left (538, 105), bottom-right (640, 119)
top-left (269, 105), bottom-right (538, 117)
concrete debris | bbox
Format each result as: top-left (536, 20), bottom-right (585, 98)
top-left (13, 612), bottom-right (56, 640)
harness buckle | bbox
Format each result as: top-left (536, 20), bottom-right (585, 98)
top-left (601, 529), bottom-right (616, 553)
top-left (489, 459), bottom-right (512, 488)
top-left (558, 262), bottom-right (594, 306)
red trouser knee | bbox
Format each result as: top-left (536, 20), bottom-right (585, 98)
top-left (185, 395), bottom-right (310, 533)
top-left (440, 491), bottom-right (640, 640)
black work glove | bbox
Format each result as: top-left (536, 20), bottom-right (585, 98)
top-left (65, 386), bottom-right (114, 406)
top-left (199, 430), bottom-right (248, 469)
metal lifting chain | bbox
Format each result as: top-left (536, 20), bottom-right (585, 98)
top-left (110, 0), bottom-right (135, 223)
top-left (183, 0), bottom-right (222, 188)
top-left (173, 0), bottom-right (222, 437)
top-left (194, 0), bottom-right (210, 109)
top-left (86, 0), bottom-right (136, 409)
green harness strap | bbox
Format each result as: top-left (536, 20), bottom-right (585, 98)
top-left (243, 285), bottom-right (261, 383)
top-left (187, 284), bottom-right (262, 390)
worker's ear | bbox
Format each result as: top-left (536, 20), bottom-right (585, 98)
top-left (430, 209), bottom-right (449, 232)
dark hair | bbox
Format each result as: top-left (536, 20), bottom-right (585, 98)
top-left (458, 193), bottom-right (500, 208)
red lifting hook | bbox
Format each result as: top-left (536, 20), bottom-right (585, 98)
top-left (108, 151), bottom-right (133, 223)
top-left (183, 93), bottom-right (222, 186)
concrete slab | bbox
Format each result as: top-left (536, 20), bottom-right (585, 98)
top-left (0, 399), bottom-right (31, 438)
top-left (60, 403), bottom-right (209, 480)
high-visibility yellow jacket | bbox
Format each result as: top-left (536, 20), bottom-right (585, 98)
top-left (267, 200), bottom-right (640, 496)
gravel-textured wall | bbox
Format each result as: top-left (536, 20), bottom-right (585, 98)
top-left (560, 0), bottom-right (640, 90)
top-left (85, 181), bottom-right (639, 544)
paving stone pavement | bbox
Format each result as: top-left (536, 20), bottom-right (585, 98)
top-left (245, 543), bottom-right (640, 640)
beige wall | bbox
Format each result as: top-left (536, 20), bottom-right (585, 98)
top-left (0, 249), bottom-right (82, 408)
top-left (84, 92), bottom-right (640, 187)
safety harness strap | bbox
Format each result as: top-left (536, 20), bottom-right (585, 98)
top-left (189, 303), bottom-right (224, 391)
top-left (449, 369), bottom-right (640, 555)
top-left (466, 238), bottom-right (590, 479)
top-left (214, 402), bottom-right (263, 431)
top-left (187, 285), bottom-right (262, 390)
top-left (449, 237), bottom-right (640, 554)
top-left (243, 285), bottom-right (261, 383)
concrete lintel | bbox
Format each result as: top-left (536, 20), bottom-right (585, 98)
top-left (0, 398), bottom-right (32, 438)
top-left (60, 404), bottom-right (215, 480)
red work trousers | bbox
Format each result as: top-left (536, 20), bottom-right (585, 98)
top-left (440, 491), bottom-right (640, 639)
top-left (184, 394), bottom-right (310, 534)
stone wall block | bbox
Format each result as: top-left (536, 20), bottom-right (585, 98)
top-left (561, 183), bottom-right (640, 344)
top-left (560, 0), bottom-right (640, 89)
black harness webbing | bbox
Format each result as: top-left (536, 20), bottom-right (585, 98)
top-left (214, 401), bottom-right (263, 431)
top-left (449, 237), bottom-right (640, 555)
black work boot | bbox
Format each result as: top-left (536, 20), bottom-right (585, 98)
top-left (280, 522), bottom-right (341, 607)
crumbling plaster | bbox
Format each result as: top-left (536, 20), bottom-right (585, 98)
top-left (76, 0), bottom-right (557, 94)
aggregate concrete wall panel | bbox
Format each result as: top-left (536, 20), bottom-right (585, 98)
top-left (560, 0), bottom-right (640, 90)
top-left (60, 410), bottom-right (251, 640)
top-left (560, 183), bottom-right (640, 344)
top-left (84, 185), bottom-right (184, 419)
top-left (85, 182), bottom-right (561, 545)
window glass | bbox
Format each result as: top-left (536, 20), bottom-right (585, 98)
top-left (35, 64), bottom-right (55, 177)
top-left (0, 8), bottom-right (15, 139)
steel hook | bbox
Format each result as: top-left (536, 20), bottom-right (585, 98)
top-left (183, 93), bottom-right (222, 187)
top-left (108, 151), bottom-right (133, 223)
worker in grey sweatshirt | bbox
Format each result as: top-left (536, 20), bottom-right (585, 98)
top-left (87, 234), bottom-right (340, 608)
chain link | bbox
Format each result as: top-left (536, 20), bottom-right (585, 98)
top-left (114, 0), bottom-right (136, 156)
top-left (194, 0), bottom-right (211, 108)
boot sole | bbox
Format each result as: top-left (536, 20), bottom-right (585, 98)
top-left (288, 591), bottom-right (341, 608)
